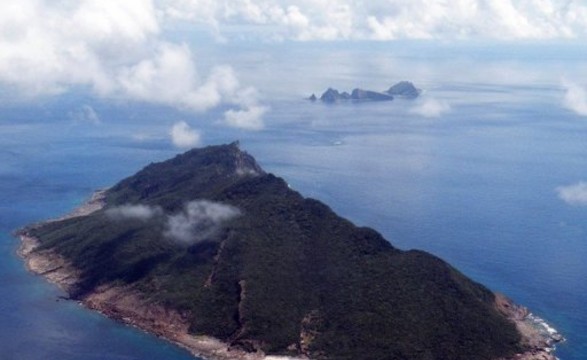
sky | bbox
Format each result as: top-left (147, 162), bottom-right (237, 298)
top-left (1, 0), bottom-right (587, 147)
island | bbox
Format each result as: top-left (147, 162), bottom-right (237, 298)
top-left (17, 142), bottom-right (562, 360)
top-left (309, 81), bottom-right (421, 103)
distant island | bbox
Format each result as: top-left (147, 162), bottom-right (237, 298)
top-left (309, 81), bottom-right (421, 102)
top-left (17, 143), bottom-right (562, 360)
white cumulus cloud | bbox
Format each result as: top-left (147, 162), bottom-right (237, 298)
top-left (0, 0), bottom-right (160, 96)
top-left (0, 0), bottom-right (266, 129)
top-left (170, 121), bottom-right (202, 148)
top-left (162, 0), bottom-right (587, 41)
top-left (106, 204), bottom-right (163, 221)
top-left (165, 200), bottom-right (241, 244)
top-left (562, 81), bottom-right (587, 116)
top-left (556, 182), bottom-right (587, 206)
top-left (410, 98), bottom-right (451, 118)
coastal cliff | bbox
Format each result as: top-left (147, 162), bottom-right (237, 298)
top-left (17, 142), bottom-right (561, 360)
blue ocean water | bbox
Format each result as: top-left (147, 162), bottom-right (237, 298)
top-left (1, 43), bottom-right (587, 359)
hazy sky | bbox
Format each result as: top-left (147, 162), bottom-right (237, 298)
top-left (1, 0), bottom-right (586, 145)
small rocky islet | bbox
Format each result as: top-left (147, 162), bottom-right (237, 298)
top-left (309, 81), bottom-right (421, 102)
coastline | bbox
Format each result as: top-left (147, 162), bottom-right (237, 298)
top-left (16, 191), bottom-right (562, 360)
top-left (495, 294), bottom-right (564, 360)
top-left (16, 191), bottom-right (307, 360)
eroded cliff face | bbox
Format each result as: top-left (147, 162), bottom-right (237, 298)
top-left (16, 191), bottom-right (106, 292)
top-left (19, 234), bottom-right (81, 292)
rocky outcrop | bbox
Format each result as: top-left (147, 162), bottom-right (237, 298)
top-left (319, 88), bottom-right (351, 102)
top-left (18, 234), bottom-right (81, 293)
top-left (350, 88), bottom-right (393, 101)
top-left (495, 294), bottom-right (564, 360)
top-left (386, 81), bottom-right (421, 98)
top-left (312, 81), bottom-right (421, 103)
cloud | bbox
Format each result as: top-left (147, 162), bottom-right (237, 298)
top-left (105, 200), bottom-right (241, 245)
top-left (0, 0), bottom-right (265, 128)
top-left (170, 121), bottom-right (202, 148)
top-left (556, 182), bottom-right (587, 206)
top-left (163, 0), bottom-right (587, 41)
top-left (106, 204), bottom-right (163, 221)
top-left (113, 45), bottom-right (254, 113)
top-left (69, 105), bottom-right (101, 125)
top-left (0, 0), bottom-right (160, 96)
top-left (224, 105), bottom-right (268, 130)
top-left (114, 43), bottom-right (200, 108)
top-left (562, 81), bottom-right (587, 116)
top-left (410, 98), bottom-right (451, 118)
top-left (164, 200), bottom-right (241, 244)
top-left (163, 1), bottom-right (353, 41)
top-left (222, 86), bottom-right (268, 129)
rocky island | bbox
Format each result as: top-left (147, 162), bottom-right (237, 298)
top-left (309, 81), bottom-right (421, 103)
top-left (17, 142), bottom-right (562, 360)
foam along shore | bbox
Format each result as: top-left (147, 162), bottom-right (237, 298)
top-left (526, 314), bottom-right (564, 343)
top-left (16, 191), bottom-right (308, 360)
top-left (494, 294), bottom-right (564, 360)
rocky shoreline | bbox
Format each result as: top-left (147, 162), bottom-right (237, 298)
top-left (495, 294), bottom-right (564, 360)
top-left (16, 191), bottom-right (562, 360)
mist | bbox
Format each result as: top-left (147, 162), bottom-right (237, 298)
top-left (164, 200), bottom-right (241, 244)
top-left (106, 204), bottom-right (163, 221)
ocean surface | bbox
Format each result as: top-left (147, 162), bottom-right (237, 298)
top-left (1, 42), bottom-right (586, 359)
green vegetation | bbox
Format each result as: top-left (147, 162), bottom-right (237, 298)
top-left (31, 142), bottom-right (522, 359)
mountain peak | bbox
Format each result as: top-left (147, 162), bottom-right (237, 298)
top-left (106, 143), bottom-right (265, 210)
top-left (386, 81), bottom-right (422, 98)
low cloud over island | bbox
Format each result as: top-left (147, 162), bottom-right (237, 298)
top-left (165, 200), bottom-right (241, 244)
top-left (106, 200), bottom-right (241, 244)
top-left (106, 204), bottom-right (163, 221)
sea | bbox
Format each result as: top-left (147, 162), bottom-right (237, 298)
top-left (1, 41), bottom-right (586, 359)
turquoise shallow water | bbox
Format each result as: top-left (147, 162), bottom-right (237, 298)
top-left (1, 44), bottom-right (587, 359)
